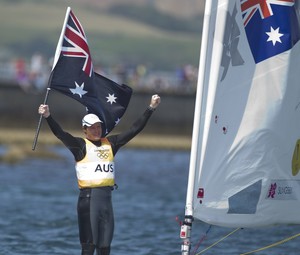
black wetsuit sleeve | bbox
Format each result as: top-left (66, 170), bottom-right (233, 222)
top-left (108, 107), bottom-right (155, 155)
top-left (45, 115), bottom-right (86, 161)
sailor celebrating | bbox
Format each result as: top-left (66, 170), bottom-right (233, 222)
top-left (38, 94), bottom-right (161, 255)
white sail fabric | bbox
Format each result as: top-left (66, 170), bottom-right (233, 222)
top-left (190, 0), bottom-right (300, 227)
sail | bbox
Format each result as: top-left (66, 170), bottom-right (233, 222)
top-left (188, 0), bottom-right (300, 228)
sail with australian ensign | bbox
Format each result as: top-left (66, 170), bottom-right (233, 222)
top-left (181, 0), bottom-right (300, 254)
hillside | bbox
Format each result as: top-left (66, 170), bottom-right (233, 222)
top-left (0, 0), bottom-right (204, 70)
top-left (70, 0), bottom-right (205, 18)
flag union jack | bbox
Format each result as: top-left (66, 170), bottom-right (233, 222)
top-left (240, 0), bottom-right (300, 63)
top-left (241, 0), bottom-right (295, 26)
top-left (50, 8), bottom-right (132, 135)
top-left (61, 10), bottom-right (93, 77)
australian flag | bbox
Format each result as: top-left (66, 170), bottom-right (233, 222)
top-left (49, 7), bottom-right (132, 135)
top-left (241, 0), bottom-right (300, 63)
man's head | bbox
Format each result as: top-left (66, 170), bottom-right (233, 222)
top-left (82, 114), bottom-right (103, 141)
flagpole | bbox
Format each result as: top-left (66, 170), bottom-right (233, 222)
top-left (180, 0), bottom-right (213, 254)
top-left (52, 6), bottom-right (71, 70)
top-left (32, 87), bottom-right (51, 151)
top-left (32, 7), bottom-right (71, 151)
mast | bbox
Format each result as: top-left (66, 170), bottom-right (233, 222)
top-left (180, 0), bottom-right (213, 254)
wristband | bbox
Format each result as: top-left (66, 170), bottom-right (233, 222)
top-left (147, 106), bottom-right (156, 111)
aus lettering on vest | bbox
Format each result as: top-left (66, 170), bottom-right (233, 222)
top-left (95, 163), bottom-right (114, 172)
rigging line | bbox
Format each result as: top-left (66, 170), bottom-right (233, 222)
top-left (195, 228), bottom-right (241, 255)
top-left (240, 232), bottom-right (300, 255)
top-left (191, 225), bottom-right (212, 255)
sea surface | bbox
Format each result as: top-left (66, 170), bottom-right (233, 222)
top-left (0, 147), bottom-right (299, 255)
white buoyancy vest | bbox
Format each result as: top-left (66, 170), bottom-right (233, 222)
top-left (76, 138), bottom-right (115, 188)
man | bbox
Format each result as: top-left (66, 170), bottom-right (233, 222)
top-left (38, 94), bottom-right (161, 255)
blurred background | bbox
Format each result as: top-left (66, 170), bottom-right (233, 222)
top-left (0, 2), bottom-right (205, 253)
top-left (2, 3), bottom-right (300, 255)
top-left (0, 0), bottom-right (204, 137)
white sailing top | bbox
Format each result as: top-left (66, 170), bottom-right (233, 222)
top-left (76, 138), bottom-right (115, 188)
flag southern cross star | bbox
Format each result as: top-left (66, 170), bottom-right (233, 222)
top-left (106, 94), bottom-right (117, 104)
top-left (69, 81), bottom-right (119, 109)
top-left (69, 83), bottom-right (120, 105)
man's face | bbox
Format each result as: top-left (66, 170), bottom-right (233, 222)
top-left (84, 122), bottom-right (102, 141)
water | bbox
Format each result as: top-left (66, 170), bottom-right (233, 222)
top-left (0, 147), bottom-right (299, 255)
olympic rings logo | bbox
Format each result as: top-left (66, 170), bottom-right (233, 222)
top-left (97, 152), bottom-right (109, 159)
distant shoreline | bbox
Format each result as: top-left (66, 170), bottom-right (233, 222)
top-left (0, 129), bottom-right (191, 163)
top-left (0, 128), bottom-right (191, 149)
top-left (0, 85), bottom-right (195, 136)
